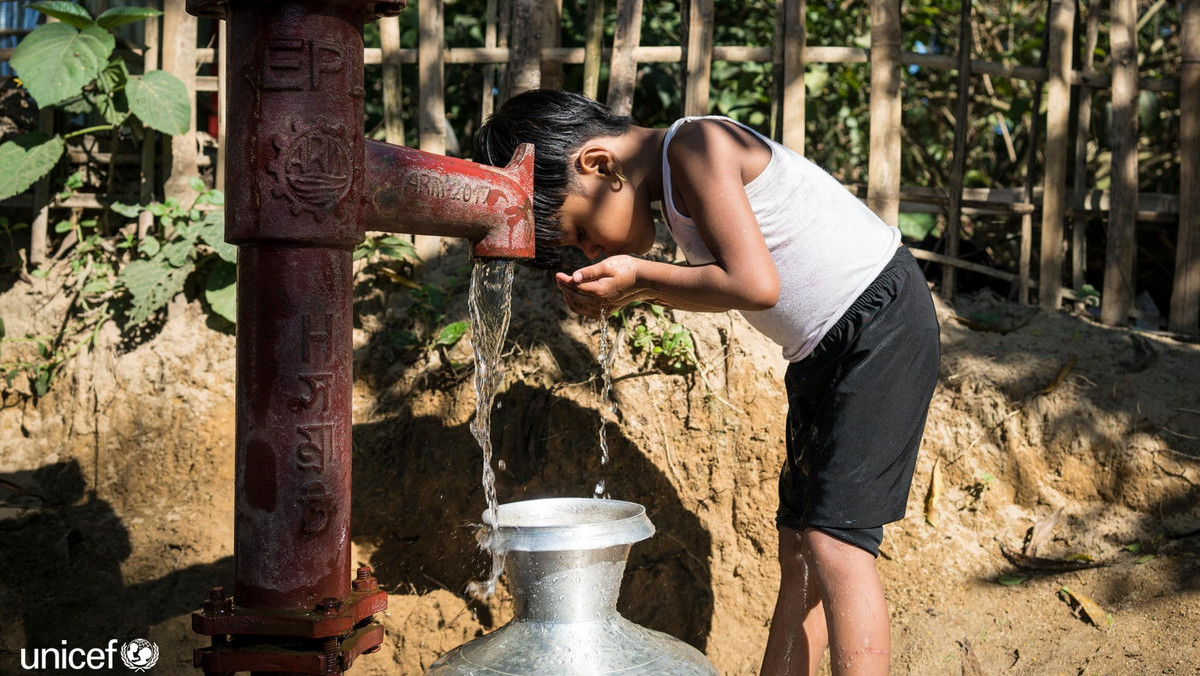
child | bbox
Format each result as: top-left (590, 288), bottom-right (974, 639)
top-left (475, 89), bottom-right (940, 676)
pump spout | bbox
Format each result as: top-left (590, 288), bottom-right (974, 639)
top-left (363, 141), bottom-right (536, 259)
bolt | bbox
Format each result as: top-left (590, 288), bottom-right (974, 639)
top-left (205, 586), bottom-right (227, 615)
top-left (323, 637), bottom-right (340, 674)
top-left (317, 597), bottom-right (343, 617)
top-left (353, 566), bottom-right (378, 592)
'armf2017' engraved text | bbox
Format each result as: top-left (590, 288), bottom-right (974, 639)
top-left (404, 171), bottom-right (492, 205)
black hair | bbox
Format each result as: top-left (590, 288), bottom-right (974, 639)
top-left (474, 89), bottom-right (635, 269)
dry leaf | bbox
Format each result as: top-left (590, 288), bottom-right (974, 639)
top-left (1040, 354), bottom-right (1077, 395)
top-left (1058, 586), bottom-right (1113, 630)
top-left (1000, 543), bottom-right (1105, 572)
top-left (925, 457), bottom-right (943, 528)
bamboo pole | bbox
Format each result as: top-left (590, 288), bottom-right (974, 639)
top-left (582, 0), bottom-right (605, 100)
top-left (481, 0), bottom-right (499, 118)
top-left (1037, 0), bottom-right (1074, 311)
top-left (540, 0), bottom-right (563, 89)
top-left (1100, 0), bottom-right (1138, 324)
top-left (605, 0), bottom-right (642, 116)
top-left (418, 0), bottom-right (446, 154)
top-left (417, 0), bottom-right (447, 262)
top-left (681, 0), bottom-right (714, 117)
top-left (778, 0), bottom-right (806, 153)
top-left (140, 11), bottom-right (159, 203)
top-left (509, 0), bottom-right (541, 95)
top-left (28, 108), bottom-right (52, 267)
top-left (1017, 9), bottom-right (1051, 305)
top-left (381, 15), bottom-right (405, 145)
top-left (216, 19), bottom-right (226, 192)
top-left (160, 0), bottom-right (198, 201)
top-left (1070, 0), bottom-right (1101, 300)
top-left (1170, 0), bottom-right (1200, 333)
top-left (942, 0), bottom-right (973, 300)
top-left (867, 0), bottom-right (902, 227)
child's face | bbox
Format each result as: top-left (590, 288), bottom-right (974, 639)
top-left (555, 177), bottom-right (656, 261)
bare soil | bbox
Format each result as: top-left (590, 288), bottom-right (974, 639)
top-left (2, 249), bottom-right (1199, 676)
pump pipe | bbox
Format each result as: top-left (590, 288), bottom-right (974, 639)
top-left (184, 0), bottom-right (535, 672)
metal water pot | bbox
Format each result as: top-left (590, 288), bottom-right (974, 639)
top-left (426, 498), bottom-right (718, 675)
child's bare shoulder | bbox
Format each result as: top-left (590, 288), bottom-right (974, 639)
top-left (667, 119), bottom-right (771, 181)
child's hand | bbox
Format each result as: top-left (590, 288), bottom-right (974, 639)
top-left (555, 255), bottom-right (642, 318)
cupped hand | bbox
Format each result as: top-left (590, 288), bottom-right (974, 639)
top-left (554, 255), bottom-right (643, 318)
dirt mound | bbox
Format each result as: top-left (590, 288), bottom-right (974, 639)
top-left (2, 254), bottom-right (1199, 675)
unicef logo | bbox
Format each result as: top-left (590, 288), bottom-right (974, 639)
top-left (120, 639), bottom-right (159, 671)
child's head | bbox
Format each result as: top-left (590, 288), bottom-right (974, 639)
top-left (475, 89), bottom-right (634, 268)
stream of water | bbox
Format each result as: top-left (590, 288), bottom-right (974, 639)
top-left (595, 313), bottom-right (619, 498)
top-left (467, 259), bottom-right (516, 597)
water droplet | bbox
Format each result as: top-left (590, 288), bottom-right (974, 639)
top-left (498, 459), bottom-right (507, 471)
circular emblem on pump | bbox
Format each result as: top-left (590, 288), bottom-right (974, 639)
top-left (267, 119), bottom-right (354, 219)
top-left (120, 638), bottom-right (160, 671)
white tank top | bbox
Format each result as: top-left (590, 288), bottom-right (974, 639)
top-left (660, 116), bottom-right (900, 362)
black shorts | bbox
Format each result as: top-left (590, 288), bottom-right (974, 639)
top-left (776, 246), bottom-right (940, 556)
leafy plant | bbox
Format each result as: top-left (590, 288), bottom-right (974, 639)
top-left (0, 1), bottom-right (190, 201)
top-left (616, 302), bottom-right (699, 375)
top-left (113, 177), bottom-right (235, 326)
top-left (1, 177), bottom-right (232, 400)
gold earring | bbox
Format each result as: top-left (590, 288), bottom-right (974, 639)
top-left (612, 169), bottom-right (628, 185)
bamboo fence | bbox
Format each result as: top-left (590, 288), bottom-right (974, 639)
top-left (2, 0), bottom-right (1198, 334)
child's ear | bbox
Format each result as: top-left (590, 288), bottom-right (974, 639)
top-left (575, 144), bottom-right (618, 178)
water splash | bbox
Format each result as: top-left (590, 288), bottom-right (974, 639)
top-left (467, 259), bottom-right (516, 596)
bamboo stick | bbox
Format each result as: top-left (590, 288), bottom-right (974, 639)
top-left (867, 0), bottom-right (902, 227)
top-left (1037, 0), bottom-right (1074, 311)
top-left (1070, 0), bottom-right (1101, 300)
top-left (1100, 0), bottom-right (1138, 325)
top-left (681, 0), bottom-right (714, 117)
top-left (381, 15), bottom-right (405, 145)
top-left (417, 0), bottom-right (447, 262)
top-left (540, 0), bottom-right (563, 89)
top-left (582, 0), bottom-right (605, 100)
top-left (480, 0), bottom-right (498, 119)
top-left (419, 0), bottom-right (446, 154)
top-left (605, 0), bottom-right (642, 116)
top-left (942, 0), bottom-right (974, 299)
top-left (1170, 0), bottom-right (1200, 333)
top-left (1017, 8), bottom-right (1050, 305)
top-left (509, 0), bottom-right (541, 95)
top-left (28, 108), bottom-right (52, 267)
top-left (160, 0), bottom-right (198, 201)
top-left (778, 0), bottom-right (806, 152)
top-left (216, 19), bottom-right (226, 192)
top-left (140, 11), bottom-right (159, 203)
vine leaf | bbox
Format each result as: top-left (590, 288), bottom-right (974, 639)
top-left (204, 262), bottom-right (237, 325)
top-left (10, 23), bottom-right (114, 107)
top-left (126, 70), bottom-right (191, 135)
top-left (120, 258), bottom-right (194, 326)
top-left (96, 6), bottom-right (162, 29)
top-left (0, 133), bottom-right (65, 202)
top-left (27, 0), bottom-right (93, 29)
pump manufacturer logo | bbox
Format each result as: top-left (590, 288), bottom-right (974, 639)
top-left (19, 638), bottom-right (159, 672)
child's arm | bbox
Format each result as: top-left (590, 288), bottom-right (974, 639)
top-left (559, 120), bottom-right (781, 317)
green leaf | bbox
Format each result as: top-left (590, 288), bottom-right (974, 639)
top-left (162, 237), bottom-right (196, 268)
top-left (434, 321), bottom-right (469, 347)
top-left (11, 23), bottom-right (114, 107)
top-left (93, 59), bottom-right (130, 126)
top-left (197, 213), bottom-right (237, 263)
top-left (204, 261), bottom-right (237, 324)
top-left (138, 235), bottom-right (161, 257)
top-left (1135, 554), bottom-right (1156, 565)
top-left (111, 202), bottom-right (143, 218)
top-left (28, 1), bottom-right (94, 29)
top-left (96, 5), bottom-right (161, 29)
top-left (189, 176), bottom-right (206, 193)
top-left (119, 257), bottom-right (194, 325)
top-left (0, 133), bottom-right (65, 202)
top-left (126, 70), bottom-right (191, 135)
top-left (898, 212), bottom-right (938, 241)
top-left (0, 317), bottom-right (5, 340)
top-left (997, 575), bottom-right (1028, 586)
